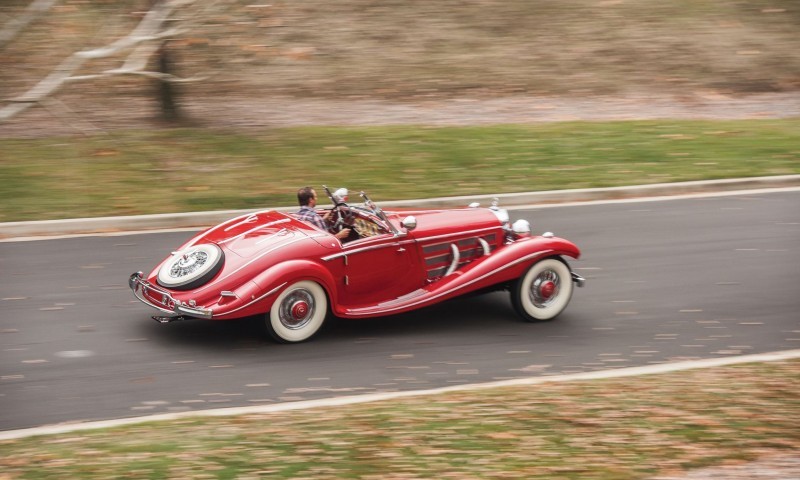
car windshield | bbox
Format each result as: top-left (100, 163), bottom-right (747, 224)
top-left (357, 190), bottom-right (398, 235)
top-left (322, 186), bottom-right (399, 236)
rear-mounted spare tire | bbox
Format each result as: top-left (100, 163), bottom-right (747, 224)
top-left (156, 244), bottom-right (224, 291)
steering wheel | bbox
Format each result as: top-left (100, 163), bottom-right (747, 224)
top-left (322, 185), bottom-right (354, 232)
top-left (330, 204), bottom-right (355, 231)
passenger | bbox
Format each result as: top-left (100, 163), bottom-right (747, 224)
top-left (296, 186), bottom-right (352, 240)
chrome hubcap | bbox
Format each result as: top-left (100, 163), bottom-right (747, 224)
top-left (291, 300), bottom-right (310, 320)
top-left (279, 289), bottom-right (315, 330)
top-left (530, 269), bottom-right (560, 308)
top-left (169, 250), bottom-right (208, 278)
top-left (539, 281), bottom-right (556, 299)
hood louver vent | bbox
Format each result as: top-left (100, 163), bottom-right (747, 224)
top-left (423, 234), bottom-right (497, 280)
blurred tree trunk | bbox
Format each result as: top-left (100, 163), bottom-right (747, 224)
top-left (149, 0), bottom-right (180, 122)
top-left (156, 41), bottom-right (180, 121)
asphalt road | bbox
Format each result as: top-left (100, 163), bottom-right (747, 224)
top-left (1, 190), bottom-right (798, 432)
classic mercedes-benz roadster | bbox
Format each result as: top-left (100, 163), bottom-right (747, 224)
top-left (129, 187), bottom-right (585, 343)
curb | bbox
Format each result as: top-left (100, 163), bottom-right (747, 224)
top-left (1, 349), bottom-right (798, 440)
top-left (2, 175), bottom-right (799, 239)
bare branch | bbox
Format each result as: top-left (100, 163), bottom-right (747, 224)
top-left (117, 41), bottom-right (162, 73)
top-left (12, 54), bottom-right (89, 102)
top-left (0, 0), bottom-right (59, 48)
top-left (0, 0), bottom-right (201, 122)
top-left (75, 2), bottom-right (186, 60)
top-left (67, 69), bottom-right (207, 83)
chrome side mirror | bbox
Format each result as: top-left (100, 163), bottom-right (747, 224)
top-left (402, 216), bottom-right (417, 231)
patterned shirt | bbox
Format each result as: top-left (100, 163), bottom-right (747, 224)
top-left (296, 206), bottom-right (328, 231)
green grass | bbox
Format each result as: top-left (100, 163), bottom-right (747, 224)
top-left (1, 120), bottom-right (798, 222)
top-left (1, 359), bottom-right (798, 479)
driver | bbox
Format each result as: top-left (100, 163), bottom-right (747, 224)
top-left (296, 186), bottom-right (352, 240)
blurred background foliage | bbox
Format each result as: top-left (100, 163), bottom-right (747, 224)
top-left (3, 0), bottom-right (798, 103)
top-left (0, 0), bottom-right (798, 221)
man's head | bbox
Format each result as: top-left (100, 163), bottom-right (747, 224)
top-left (297, 186), bottom-right (317, 207)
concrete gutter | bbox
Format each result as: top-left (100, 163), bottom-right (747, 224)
top-left (2, 175), bottom-right (799, 239)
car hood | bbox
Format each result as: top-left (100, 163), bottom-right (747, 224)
top-left (388, 207), bottom-right (502, 239)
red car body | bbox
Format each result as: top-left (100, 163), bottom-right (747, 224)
top-left (130, 194), bottom-right (584, 343)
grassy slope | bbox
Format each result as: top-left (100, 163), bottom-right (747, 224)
top-left (1, 120), bottom-right (798, 222)
top-left (1, 359), bottom-right (798, 479)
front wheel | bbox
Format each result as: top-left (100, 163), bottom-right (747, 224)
top-left (265, 281), bottom-right (328, 343)
top-left (511, 258), bottom-right (574, 322)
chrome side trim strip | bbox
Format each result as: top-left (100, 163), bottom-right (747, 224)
top-left (346, 250), bottom-right (553, 316)
top-left (217, 282), bottom-right (287, 318)
top-left (418, 226), bottom-right (500, 244)
top-left (223, 213), bottom-right (258, 232)
top-left (322, 239), bottom-right (415, 262)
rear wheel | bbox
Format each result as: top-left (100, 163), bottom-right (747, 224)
top-left (265, 281), bottom-right (328, 343)
top-left (511, 258), bottom-right (573, 322)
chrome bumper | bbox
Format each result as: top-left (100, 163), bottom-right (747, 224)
top-left (571, 271), bottom-right (586, 287)
top-left (128, 272), bottom-right (213, 320)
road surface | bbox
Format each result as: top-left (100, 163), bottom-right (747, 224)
top-left (1, 190), bottom-right (798, 431)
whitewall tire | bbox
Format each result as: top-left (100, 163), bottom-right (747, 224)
top-left (266, 281), bottom-right (328, 343)
top-left (511, 257), bottom-right (574, 322)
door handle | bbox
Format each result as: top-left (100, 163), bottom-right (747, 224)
top-left (396, 247), bottom-right (406, 252)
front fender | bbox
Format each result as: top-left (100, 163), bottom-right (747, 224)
top-left (436, 235), bottom-right (580, 292)
top-left (341, 235), bottom-right (581, 318)
top-left (513, 235), bottom-right (581, 262)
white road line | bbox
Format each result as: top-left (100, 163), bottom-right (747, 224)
top-left (2, 349), bottom-right (798, 441)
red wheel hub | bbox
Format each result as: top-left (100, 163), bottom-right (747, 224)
top-left (290, 301), bottom-right (309, 320)
top-left (539, 281), bottom-right (556, 299)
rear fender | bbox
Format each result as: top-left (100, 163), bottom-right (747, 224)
top-left (251, 259), bottom-right (338, 305)
top-left (209, 260), bottom-right (337, 320)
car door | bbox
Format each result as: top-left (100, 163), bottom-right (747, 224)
top-left (339, 229), bottom-right (422, 307)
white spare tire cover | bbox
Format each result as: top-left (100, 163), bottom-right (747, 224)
top-left (157, 244), bottom-right (224, 290)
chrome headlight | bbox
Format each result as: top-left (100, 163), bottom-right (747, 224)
top-left (512, 219), bottom-right (531, 238)
top-left (490, 208), bottom-right (510, 225)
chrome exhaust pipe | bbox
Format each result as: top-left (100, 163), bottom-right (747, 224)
top-left (152, 315), bottom-right (187, 324)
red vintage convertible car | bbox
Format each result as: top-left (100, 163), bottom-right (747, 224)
top-left (129, 187), bottom-right (585, 343)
